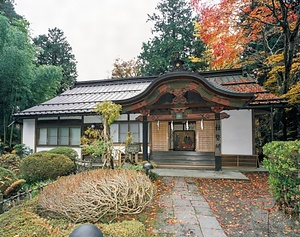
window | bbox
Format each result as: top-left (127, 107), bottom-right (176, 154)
top-left (37, 127), bottom-right (81, 146)
top-left (59, 128), bottom-right (69, 145)
top-left (48, 128), bottom-right (58, 145)
top-left (110, 122), bottom-right (142, 143)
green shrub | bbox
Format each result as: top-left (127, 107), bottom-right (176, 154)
top-left (122, 162), bottom-right (159, 180)
top-left (0, 154), bottom-right (22, 175)
top-left (47, 147), bottom-right (78, 162)
top-left (100, 220), bottom-right (146, 237)
top-left (0, 167), bottom-right (17, 194)
top-left (20, 153), bottom-right (75, 183)
top-left (37, 169), bottom-right (156, 223)
top-left (263, 141), bottom-right (300, 215)
top-left (12, 144), bottom-right (33, 158)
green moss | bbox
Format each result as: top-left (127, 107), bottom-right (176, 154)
top-left (0, 199), bottom-right (147, 237)
top-left (99, 220), bottom-right (146, 237)
top-left (0, 199), bottom-right (76, 237)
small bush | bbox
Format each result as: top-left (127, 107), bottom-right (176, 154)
top-left (0, 154), bottom-right (22, 175)
top-left (20, 153), bottom-right (75, 183)
top-left (37, 169), bottom-right (156, 223)
top-left (47, 147), bottom-right (78, 162)
top-left (0, 167), bottom-right (17, 194)
top-left (263, 141), bottom-right (300, 216)
top-left (12, 144), bottom-right (33, 158)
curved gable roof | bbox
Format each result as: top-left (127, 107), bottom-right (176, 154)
top-left (14, 68), bottom-right (285, 118)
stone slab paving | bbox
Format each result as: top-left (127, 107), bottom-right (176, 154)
top-left (153, 168), bottom-right (249, 180)
top-left (153, 177), bottom-right (227, 237)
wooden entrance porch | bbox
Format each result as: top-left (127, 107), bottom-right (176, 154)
top-left (150, 151), bottom-right (259, 169)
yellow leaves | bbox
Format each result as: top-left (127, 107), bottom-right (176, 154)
top-left (93, 100), bottom-right (122, 125)
top-left (283, 80), bottom-right (300, 104)
top-left (264, 52), bottom-right (300, 97)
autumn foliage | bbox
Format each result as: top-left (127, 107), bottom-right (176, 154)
top-left (191, 0), bottom-right (249, 69)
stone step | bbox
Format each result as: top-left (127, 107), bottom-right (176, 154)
top-left (151, 151), bottom-right (215, 167)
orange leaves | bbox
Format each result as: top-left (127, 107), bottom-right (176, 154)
top-left (192, 0), bottom-right (249, 69)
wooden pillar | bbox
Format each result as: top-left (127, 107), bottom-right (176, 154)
top-left (140, 109), bottom-right (150, 161)
top-left (211, 106), bottom-right (224, 171)
top-left (215, 113), bottom-right (222, 171)
top-left (142, 115), bottom-right (148, 161)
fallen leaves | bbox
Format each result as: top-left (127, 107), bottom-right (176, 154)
top-left (194, 172), bottom-right (300, 236)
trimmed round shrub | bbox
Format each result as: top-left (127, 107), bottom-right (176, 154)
top-left (0, 167), bottom-right (17, 194)
top-left (20, 153), bottom-right (75, 183)
top-left (0, 154), bottom-right (22, 175)
top-left (47, 147), bottom-right (78, 162)
top-left (37, 169), bottom-right (156, 223)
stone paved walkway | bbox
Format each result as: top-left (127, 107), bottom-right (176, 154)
top-left (153, 177), bottom-right (227, 237)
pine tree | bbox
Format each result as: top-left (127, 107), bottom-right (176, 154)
top-left (33, 27), bottom-right (78, 93)
top-left (138, 0), bottom-right (206, 76)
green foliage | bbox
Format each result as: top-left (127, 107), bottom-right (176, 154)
top-left (0, 198), bottom-right (75, 237)
top-left (94, 100), bottom-right (122, 126)
top-left (100, 220), bottom-right (146, 237)
top-left (92, 101), bottom-right (122, 168)
top-left (0, 153), bottom-right (21, 175)
top-left (82, 139), bottom-right (111, 159)
top-left (122, 162), bottom-right (159, 181)
top-left (263, 141), bottom-right (300, 215)
top-left (0, 15), bottom-right (63, 146)
top-left (0, 198), bottom-right (146, 237)
top-left (33, 27), bottom-right (78, 94)
top-left (12, 143), bottom-right (32, 158)
top-left (47, 147), bottom-right (78, 162)
top-left (30, 65), bottom-right (62, 105)
top-left (138, 0), bottom-right (206, 75)
top-left (0, 14), bottom-right (35, 146)
top-left (0, 0), bottom-right (22, 21)
top-left (80, 126), bottom-right (111, 164)
top-left (0, 166), bottom-right (17, 193)
top-left (20, 153), bottom-right (75, 183)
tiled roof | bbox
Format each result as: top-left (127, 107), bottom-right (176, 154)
top-left (14, 69), bottom-right (285, 117)
top-left (16, 78), bottom-right (155, 116)
top-left (204, 73), bottom-right (285, 105)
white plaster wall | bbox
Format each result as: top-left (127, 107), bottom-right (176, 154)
top-left (22, 119), bottom-right (36, 151)
top-left (222, 110), bottom-right (253, 155)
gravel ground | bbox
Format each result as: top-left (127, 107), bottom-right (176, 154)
top-left (194, 172), bottom-right (300, 237)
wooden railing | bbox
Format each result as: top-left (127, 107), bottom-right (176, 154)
top-left (0, 184), bottom-right (48, 215)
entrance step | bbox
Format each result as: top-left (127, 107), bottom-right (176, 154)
top-left (150, 151), bottom-right (215, 168)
